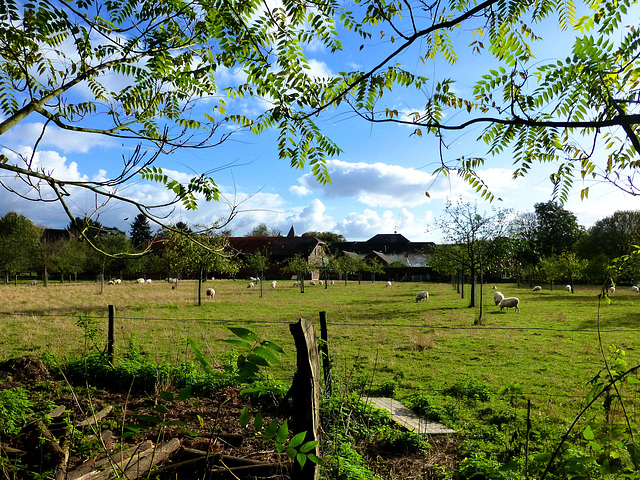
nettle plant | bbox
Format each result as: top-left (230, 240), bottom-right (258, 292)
top-left (189, 328), bottom-right (321, 468)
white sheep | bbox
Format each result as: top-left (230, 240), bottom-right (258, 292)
top-left (319, 280), bottom-right (324, 285)
top-left (386, 281), bottom-right (392, 287)
top-left (565, 285), bottom-right (571, 292)
top-left (493, 291), bottom-right (504, 306)
top-left (632, 286), bottom-right (639, 292)
top-left (609, 286), bottom-right (615, 294)
top-left (135, 278), bottom-right (145, 284)
top-left (271, 281), bottom-right (277, 289)
top-left (292, 281), bottom-right (300, 287)
top-left (491, 285), bottom-right (497, 289)
top-left (145, 278), bottom-right (152, 284)
top-left (247, 282), bottom-right (254, 288)
top-left (114, 279), bottom-right (122, 285)
top-left (27, 280), bottom-right (38, 286)
top-left (415, 291), bottom-right (429, 302)
top-left (499, 297), bottom-right (520, 313)
top-left (108, 280), bottom-right (115, 285)
top-left (309, 280), bottom-right (316, 286)
top-left (532, 286), bottom-right (542, 292)
top-left (206, 287), bottom-right (215, 299)
top-left (331, 280), bottom-right (335, 285)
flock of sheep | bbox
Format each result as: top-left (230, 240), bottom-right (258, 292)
top-left (100, 277), bottom-right (637, 310)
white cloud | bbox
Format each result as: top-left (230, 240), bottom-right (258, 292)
top-left (290, 185), bottom-right (311, 196)
top-left (284, 198), bottom-right (335, 233)
top-left (297, 159), bottom-right (436, 207)
top-left (306, 59), bottom-right (333, 79)
top-left (3, 122), bottom-right (117, 154)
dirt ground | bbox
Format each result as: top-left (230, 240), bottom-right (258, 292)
top-left (0, 356), bottom-right (459, 479)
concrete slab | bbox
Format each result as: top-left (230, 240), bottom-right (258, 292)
top-left (363, 397), bottom-right (456, 435)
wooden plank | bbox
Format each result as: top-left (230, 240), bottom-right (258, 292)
top-left (363, 397), bottom-right (456, 435)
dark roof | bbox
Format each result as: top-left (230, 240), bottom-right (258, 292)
top-left (366, 233), bottom-right (410, 244)
top-left (329, 233), bottom-right (434, 256)
top-left (286, 226), bottom-right (297, 237)
top-left (227, 236), bottom-right (323, 258)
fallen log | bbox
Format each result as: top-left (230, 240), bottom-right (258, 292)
top-left (75, 406), bottom-right (113, 427)
top-left (67, 441), bottom-right (154, 480)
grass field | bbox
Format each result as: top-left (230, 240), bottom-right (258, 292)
top-left (1, 278), bottom-right (639, 422)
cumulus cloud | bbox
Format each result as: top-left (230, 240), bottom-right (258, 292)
top-left (289, 185), bottom-right (311, 196)
top-left (283, 199), bottom-right (336, 233)
top-left (297, 159), bottom-right (436, 207)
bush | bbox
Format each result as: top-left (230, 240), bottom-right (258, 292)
top-left (0, 388), bottom-right (33, 436)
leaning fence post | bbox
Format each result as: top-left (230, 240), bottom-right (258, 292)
top-left (107, 305), bottom-right (115, 363)
top-left (289, 318), bottom-right (320, 480)
top-left (319, 311), bottom-right (332, 397)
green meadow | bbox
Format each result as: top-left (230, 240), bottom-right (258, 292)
top-left (1, 278), bottom-right (638, 420)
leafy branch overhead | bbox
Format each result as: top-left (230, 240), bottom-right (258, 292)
top-left (0, 0), bottom-right (638, 241)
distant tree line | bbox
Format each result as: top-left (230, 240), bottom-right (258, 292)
top-left (430, 200), bottom-right (640, 307)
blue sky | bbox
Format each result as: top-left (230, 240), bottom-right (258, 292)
top-left (1, 3), bottom-right (638, 242)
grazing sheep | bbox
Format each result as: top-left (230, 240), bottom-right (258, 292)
top-left (319, 280), bottom-right (324, 285)
top-left (415, 291), bottom-right (429, 302)
top-left (609, 286), bottom-right (615, 294)
top-left (386, 281), bottom-right (392, 287)
top-left (499, 297), bottom-right (520, 313)
top-left (247, 282), bottom-right (254, 288)
top-left (108, 280), bottom-right (115, 285)
top-left (565, 285), bottom-right (571, 292)
top-left (632, 286), bottom-right (639, 292)
top-left (309, 280), bottom-right (316, 286)
top-left (271, 281), bottom-right (277, 289)
top-left (331, 280), bottom-right (335, 285)
top-left (135, 278), bottom-right (145, 284)
top-left (492, 285), bottom-right (497, 289)
top-left (114, 279), bottom-right (122, 285)
top-left (27, 279), bottom-right (38, 286)
top-left (494, 291), bottom-right (505, 306)
top-left (145, 279), bottom-right (152, 284)
top-left (292, 281), bottom-right (300, 287)
top-left (206, 287), bottom-right (215, 299)
top-left (532, 286), bottom-right (542, 292)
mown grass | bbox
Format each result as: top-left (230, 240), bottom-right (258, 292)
top-left (1, 279), bottom-right (639, 424)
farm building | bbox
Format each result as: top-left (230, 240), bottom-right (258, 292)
top-left (226, 231), bottom-right (327, 280)
top-left (328, 233), bottom-right (435, 281)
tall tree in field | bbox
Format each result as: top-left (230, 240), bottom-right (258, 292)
top-left (0, 212), bottom-right (42, 283)
top-left (435, 200), bottom-right (513, 308)
top-left (130, 215), bottom-right (154, 250)
top-left (532, 201), bottom-right (584, 258)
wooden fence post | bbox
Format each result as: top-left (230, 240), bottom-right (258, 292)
top-left (289, 318), bottom-right (320, 480)
top-left (319, 311), bottom-right (332, 397)
top-left (107, 305), bottom-right (115, 363)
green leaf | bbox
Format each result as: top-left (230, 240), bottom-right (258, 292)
top-left (253, 346), bottom-right (281, 363)
top-left (534, 452), bottom-right (553, 462)
top-left (153, 404), bottom-right (169, 414)
top-left (247, 353), bottom-right (271, 367)
top-left (583, 425), bottom-right (594, 441)
top-left (177, 385), bottom-right (192, 401)
top-left (159, 391), bottom-right (174, 402)
top-left (286, 447), bottom-right (298, 460)
top-left (136, 414), bottom-right (161, 424)
top-left (289, 431), bottom-right (307, 449)
top-left (228, 327), bottom-right (259, 342)
top-left (260, 340), bottom-right (286, 354)
top-left (222, 339), bottom-right (253, 349)
top-left (307, 453), bottom-right (322, 465)
top-left (296, 452), bottom-right (307, 468)
top-left (187, 338), bottom-right (214, 375)
top-left (299, 440), bottom-right (318, 453)
top-left (240, 407), bottom-right (250, 428)
top-left (264, 420), bottom-right (279, 440)
top-left (276, 420), bottom-right (289, 444)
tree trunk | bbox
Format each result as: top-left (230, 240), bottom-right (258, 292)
top-left (44, 266), bottom-right (48, 287)
top-left (197, 268), bottom-right (202, 306)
